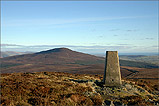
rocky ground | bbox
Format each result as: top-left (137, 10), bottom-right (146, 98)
top-left (1, 72), bottom-right (159, 105)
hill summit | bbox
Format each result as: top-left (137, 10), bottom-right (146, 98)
top-left (36, 48), bottom-right (74, 54)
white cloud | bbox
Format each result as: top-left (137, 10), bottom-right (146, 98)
top-left (1, 44), bottom-right (133, 53)
top-left (2, 44), bottom-right (157, 54)
top-left (2, 16), bottom-right (149, 27)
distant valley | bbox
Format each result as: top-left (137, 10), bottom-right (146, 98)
top-left (119, 55), bottom-right (159, 66)
top-left (1, 51), bottom-right (33, 58)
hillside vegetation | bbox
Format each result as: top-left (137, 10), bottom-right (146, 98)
top-left (1, 48), bottom-right (158, 74)
top-left (1, 72), bottom-right (159, 106)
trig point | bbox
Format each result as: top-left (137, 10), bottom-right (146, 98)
top-left (103, 51), bottom-right (122, 86)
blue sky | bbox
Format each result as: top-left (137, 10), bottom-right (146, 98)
top-left (1, 1), bottom-right (158, 54)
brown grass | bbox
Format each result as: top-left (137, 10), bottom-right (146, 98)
top-left (1, 72), bottom-right (102, 105)
top-left (1, 71), bottom-right (159, 106)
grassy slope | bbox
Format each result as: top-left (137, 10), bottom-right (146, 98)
top-left (1, 58), bottom-right (158, 71)
top-left (1, 49), bottom-right (158, 73)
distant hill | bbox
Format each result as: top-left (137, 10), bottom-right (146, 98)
top-left (2, 48), bottom-right (104, 64)
top-left (1, 48), bottom-right (104, 74)
top-left (1, 48), bottom-right (158, 78)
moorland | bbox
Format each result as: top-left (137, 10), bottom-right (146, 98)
top-left (1, 48), bottom-right (159, 105)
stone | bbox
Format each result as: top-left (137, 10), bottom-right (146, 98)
top-left (125, 84), bottom-right (132, 90)
top-left (103, 51), bottom-right (122, 86)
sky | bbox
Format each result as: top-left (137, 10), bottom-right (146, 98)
top-left (1, 1), bottom-right (158, 54)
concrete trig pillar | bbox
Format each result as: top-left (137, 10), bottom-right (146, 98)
top-left (103, 51), bottom-right (122, 86)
